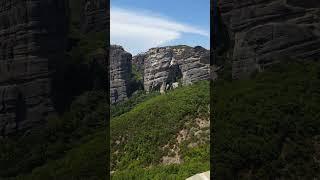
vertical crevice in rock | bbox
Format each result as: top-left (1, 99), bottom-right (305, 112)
top-left (166, 63), bottom-right (183, 90)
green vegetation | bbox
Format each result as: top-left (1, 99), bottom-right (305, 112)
top-left (132, 64), bottom-right (143, 81)
top-left (0, 91), bottom-right (107, 179)
top-left (111, 81), bottom-right (210, 179)
top-left (111, 90), bottom-right (160, 118)
top-left (112, 146), bottom-right (209, 180)
top-left (14, 131), bottom-right (106, 180)
top-left (213, 60), bottom-right (320, 179)
top-left (0, 1), bottom-right (108, 179)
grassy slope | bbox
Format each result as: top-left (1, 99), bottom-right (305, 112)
top-left (111, 81), bottom-right (210, 179)
top-left (213, 61), bottom-right (320, 179)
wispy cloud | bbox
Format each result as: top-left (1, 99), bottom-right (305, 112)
top-left (111, 7), bottom-right (209, 55)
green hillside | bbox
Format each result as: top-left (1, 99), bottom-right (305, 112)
top-left (111, 81), bottom-right (210, 179)
top-left (5, 81), bottom-right (209, 179)
top-left (213, 60), bottom-right (320, 179)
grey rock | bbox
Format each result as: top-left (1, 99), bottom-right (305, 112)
top-left (80, 0), bottom-right (108, 33)
top-left (0, 0), bottom-right (68, 135)
top-left (218, 0), bottom-right (320, 79)
top-left (143, 45), bottom-right (210, 92)
top-left (110, 45), bottom-right (132, 104)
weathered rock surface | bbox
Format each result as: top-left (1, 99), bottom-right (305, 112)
top-left (110, 45), bottom-right (132, 104)
top-left (80, 0), bottom-right (108, 33)
top-left (218, 0), bottom-right (320, 78)
top-left (143, 45), bottom-right (210, 92)
top-left (0, 0), bottom-right (68, 135)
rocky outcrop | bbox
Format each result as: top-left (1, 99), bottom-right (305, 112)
top-left (218, 0), bottom-right (320, 79)
top-left (143, 45), bottom-right (210, 93)
top-left (110, 45), bottom-right (132, 104)
top-left (109, 45), bottom-right (209, 102)
top-left (0, 0), bottom-right (68, 135)
top-left (80, 0), bottom-right (108, 33)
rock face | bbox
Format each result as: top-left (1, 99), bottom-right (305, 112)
top-left (0, 0), bottom-right (68, 135)
top-left (218, 0), bottom-right (320, 79)
top-left (80, 0), bottom-right (108, 33)
top-left (109, 45), bottom-right (209, 102)
top-left (110, 45), bottom-right (132, 104)
top-left (143, 45), bottom-right (210, 92)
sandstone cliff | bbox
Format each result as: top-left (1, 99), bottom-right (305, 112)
top-left (143, 45), bottom-right (210, 93)
top-left (109, 45), bottom-right (210, 103)
top-left (218, 0), bottom-right (320, 78)
top-left (110, 45), bottom-right (132, 104)
top-left (0, 0), bottom-right (68, 135)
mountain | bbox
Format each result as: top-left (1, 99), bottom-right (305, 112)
top-left (110, 45), bottom-right (211, 104)
top-left (110, 45), bottom-right (132, 104)
top-left (109, 44), bottom-right (211, 179)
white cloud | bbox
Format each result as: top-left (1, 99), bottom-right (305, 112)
top-left (111, 7), bottom-right (209, 55)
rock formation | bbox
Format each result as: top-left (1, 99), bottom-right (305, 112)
top-left (143, 45), bottom-right (210, 92)
top-left (0, 0), bottom-right (68, 135)
top-left (80, 0), bottom-right (108, 33)
top-left (218, 0), bottom-right (320, 79)
top-left (110, 45), bottom-right (132, 104)
top-left (109, 45), bottom-right (210, 103)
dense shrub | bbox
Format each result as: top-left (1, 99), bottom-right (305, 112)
top-left (213, 61), bottom-right (320, 179)
top-left (0, 91), bottom-right (107, 179)
top-left (111, 81), bottom-right (210, 179)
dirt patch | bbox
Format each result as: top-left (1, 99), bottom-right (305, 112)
top-left (160, 116), bottom-right (210, 165)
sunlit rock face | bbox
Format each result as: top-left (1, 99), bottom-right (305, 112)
top-left (143, 45), bottom-right (210, 93)
top-left (218, 0), bottom-right (320, 79)
top-left (80, 0), bottom-right (108, 33)
top-left (109, 45), bottom-right (210, 103)
top-left (0, 0), bottom-right (68, 135)
top-left (110, 45), bottom-right (132, 104)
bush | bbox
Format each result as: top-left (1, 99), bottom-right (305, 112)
top-left (213, 61), bottom-right (320, 179)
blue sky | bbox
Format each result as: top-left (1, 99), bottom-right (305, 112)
top-left (111, 0), bottom-right (210, 55)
